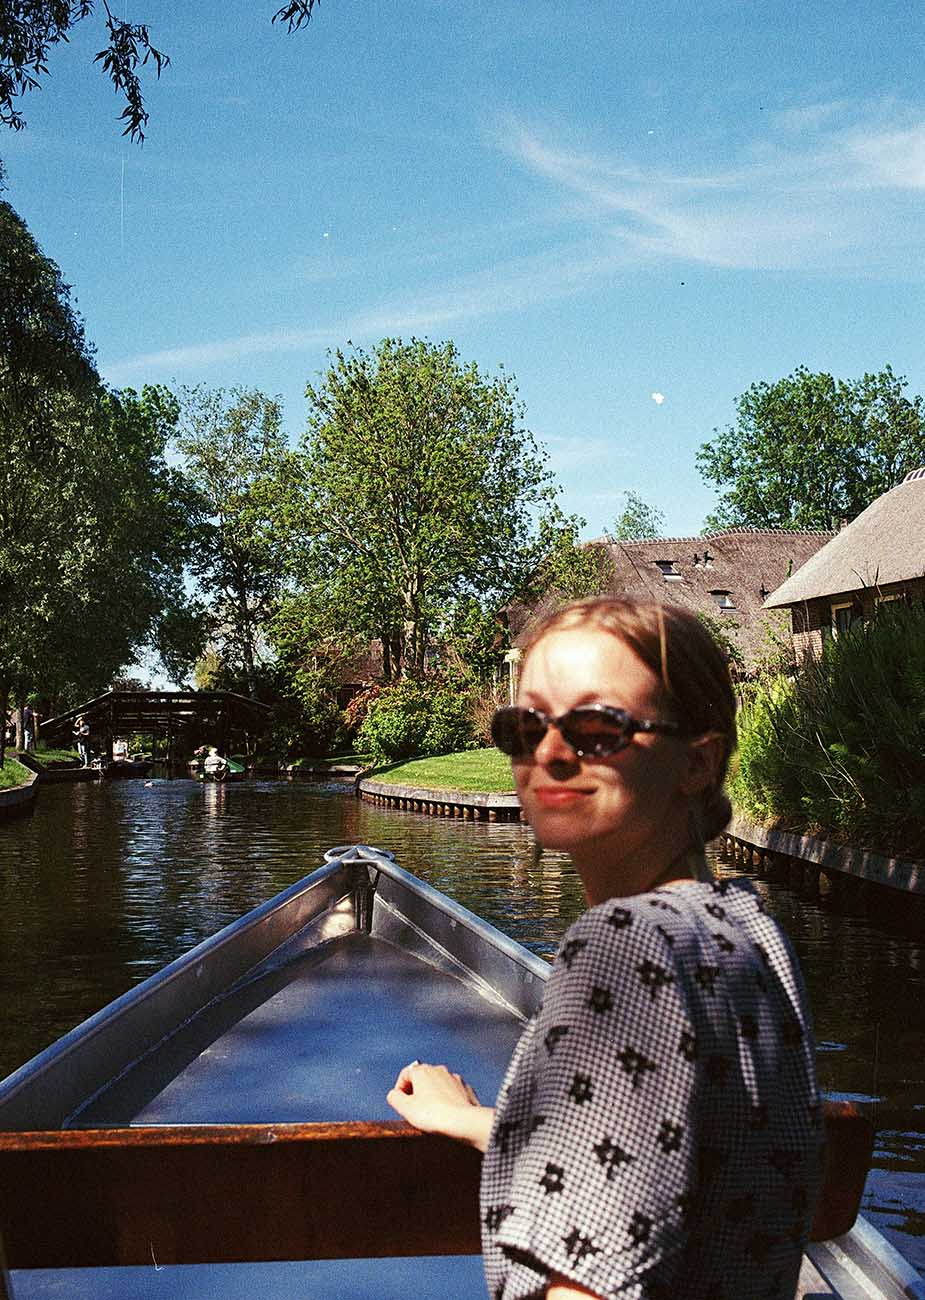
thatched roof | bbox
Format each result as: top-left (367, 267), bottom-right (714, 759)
top-left (512, 529), bottom-right (831, 670)
top-left (764, 470), bottom-right (925, 608)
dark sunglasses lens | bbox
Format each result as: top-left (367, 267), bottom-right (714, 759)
top-left (561, 708), bottom-right (630, 756)
top-left (491, 708), bottom-right (546, 757)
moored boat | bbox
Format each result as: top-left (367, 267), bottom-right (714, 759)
top-left (0, 845), bottom-right (920, 1299)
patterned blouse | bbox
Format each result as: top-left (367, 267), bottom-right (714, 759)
top-left (480, 876), bottom-right (823, 1300)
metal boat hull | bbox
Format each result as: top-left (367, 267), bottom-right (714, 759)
top-left (0, 845), bottom-right (920, 1299)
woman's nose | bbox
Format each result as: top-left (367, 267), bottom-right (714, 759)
top-left (531, 718), bottom-right (578, 766)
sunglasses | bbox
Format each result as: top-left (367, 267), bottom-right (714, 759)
top-left (491, 704), bottom-right (688, 760)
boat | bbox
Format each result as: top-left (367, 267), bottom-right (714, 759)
top-left (0, 844), bottom-right (920, 1300)
top-left (196, 755), bottom-right (246, 782)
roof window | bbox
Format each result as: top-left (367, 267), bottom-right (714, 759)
top-left (710, 590), bottom-right (735, 610)
top-left (655, 560), bottom-right (683, 581)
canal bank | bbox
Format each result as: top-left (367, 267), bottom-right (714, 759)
top-left (0, 766), bottom-right (38, 819)
top-left (0, 776), bottom-right (922, 1274)
top-left (358, 775), bottom-right (521, 820)
top-left (722, 814), bottom-right (924, 920)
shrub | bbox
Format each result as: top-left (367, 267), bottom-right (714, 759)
top-left (422, 685), bottom-right (480, 756)
top-left (358, 678), bottom-right (480, 763)
top-left (472, 679), bottom-right (507, 746)
top-left (731, 603), bottom-right (925, 857)
top-left (357, 681), bottom-right (429, 762)
top-left (342, 685), bottom-right (381, 740)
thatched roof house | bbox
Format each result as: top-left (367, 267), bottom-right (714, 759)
top-left (512, 529), bottom-right (831, 672)
top-left (764, 469), bottom-right (925, 659)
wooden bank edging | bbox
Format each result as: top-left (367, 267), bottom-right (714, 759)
top-left (0, 768), bottom-right (39, 818)
top-left (355, 782), bottom-right (924, 900)
top-left (357, 777), bottom-right (522, 822)
top-left (723, 815), bottom-right (923, 898)
top-left (15, 752), bottom-right (100, 784)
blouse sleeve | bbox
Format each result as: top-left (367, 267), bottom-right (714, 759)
top-left (489, 903), bottom-right (700, 1299)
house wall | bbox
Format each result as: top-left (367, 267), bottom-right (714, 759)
top-left (790, 577), bottom-right (925, 661)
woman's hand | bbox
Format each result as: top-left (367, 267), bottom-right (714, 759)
top-left (546, 1279), bottom-right (605, 1299)
top-left (386, 1061), bottom-right (494, 1152)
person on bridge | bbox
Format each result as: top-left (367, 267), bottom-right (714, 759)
top-left (73, 715), bottom-right (91, 768)
top-left (22, 703), bottom-right (37, 752)
top-left (388, 596), bottom-right (822, 1300)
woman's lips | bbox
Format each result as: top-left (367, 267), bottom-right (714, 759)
top-left (532, 786), bottom-right (591, 808)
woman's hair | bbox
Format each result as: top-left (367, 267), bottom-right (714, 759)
top-left (521, 596), bottom-right (737, 841)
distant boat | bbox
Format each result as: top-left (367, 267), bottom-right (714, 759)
top-left (197, 755), bottom-right (245, 783)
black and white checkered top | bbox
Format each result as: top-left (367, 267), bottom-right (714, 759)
top-left (480, 876), bottom-right (823, 1300)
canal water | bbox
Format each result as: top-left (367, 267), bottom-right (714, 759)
top-left (1, 776), bottom-right (923, 1275)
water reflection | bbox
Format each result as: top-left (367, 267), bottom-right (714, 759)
top-left (0, 776), bottom-right (922, 1272)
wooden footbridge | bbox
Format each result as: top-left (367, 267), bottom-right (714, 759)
top-left (40, 691), bottom-right (270, 763)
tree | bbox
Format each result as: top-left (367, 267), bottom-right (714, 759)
top-left (697, 366), bottom-right (925, 532)
top-left (0, 194), bottom-right (97, 758)
top-left (2, 385), bottom-right (206, 729)
top-left (0, 1), bottom-right (320, 141)
top-left (0, 198), bottom-right (204, 757)
top-left (438, 512), bottom-right (612, 680)
top-left (283, 338), bottom-right (581, 680)
top-left (175, 386), bottom-right (292, 699)
top-left (610, 491), bottom-right (665, 540)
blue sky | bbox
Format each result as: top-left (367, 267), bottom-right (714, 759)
top-left (3, 0), bottom-right (924, 539)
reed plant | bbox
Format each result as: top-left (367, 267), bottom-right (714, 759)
top-left (730, 603), bottom-right (925, 859)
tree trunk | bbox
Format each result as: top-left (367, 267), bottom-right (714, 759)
top-left (381, 628), bottom-right (404, 681)
top-left (0, 678), bottom-right (8, 769)
top-left (242, 640), bottom-right (258, 700)
top-left (237, 592), bottom-right (258, 700)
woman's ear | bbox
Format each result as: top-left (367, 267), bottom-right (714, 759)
top-left (679, 731), bottom-right (725, 798)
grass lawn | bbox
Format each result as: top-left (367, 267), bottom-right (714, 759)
top-left (0, 755), bottom-right (31, 790)
top-left (371, 748), bottom-right (515, 793)
top-left (35, 744), bottom-right (80, 764)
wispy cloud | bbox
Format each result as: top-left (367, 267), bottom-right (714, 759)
top-left (103, 238), bottom-right (639, 380)
top-left (103, 326), bottom-right (335, 381)
top-left (104, 99), bottom-right (925, 383)
top-left (496, 104), bottom-right (925, 272)
top-left (540, 434), bottom-right (627, 473)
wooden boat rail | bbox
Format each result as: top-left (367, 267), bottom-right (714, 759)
top-left (0, 1122), bottom-right (482, 1274)
top-left (0, 1102), bottom-right (872, 1275)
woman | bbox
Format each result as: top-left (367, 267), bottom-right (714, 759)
top-left (388, 597), bottom-right (822, 1300)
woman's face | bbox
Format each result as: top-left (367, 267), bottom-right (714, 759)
top-left (513, 624), bottom-right (694, 898)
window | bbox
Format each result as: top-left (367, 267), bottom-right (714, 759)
top-left (710, 590), bottom-right (735, 610)
top-left (831, 602), bottom-right (854, 635)
top-left (655, 560), bottom-right (683, 581)
top-left (873, 592), bottom-right (904, 620)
